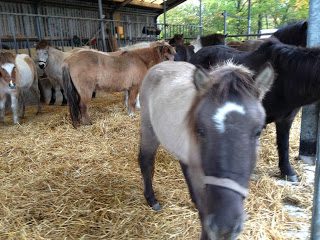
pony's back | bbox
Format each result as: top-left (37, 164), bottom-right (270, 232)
top-left (15, 54), bottom-right (36, 88)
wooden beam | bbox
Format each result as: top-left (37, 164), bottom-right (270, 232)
top-left (112, 0), bottom-right (163, 9)
top-left (119, 0), bottom-right (134, 7)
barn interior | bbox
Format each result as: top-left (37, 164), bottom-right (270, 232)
top-left (0, 0), bottom-right (316, 239)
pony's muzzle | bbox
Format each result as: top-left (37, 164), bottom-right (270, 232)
top-left (38, 61), bottom-right (46, 69)
top-left (8, 80), bottom-right (16, 89)
top-left (204, 214), bottom-right (243, 240)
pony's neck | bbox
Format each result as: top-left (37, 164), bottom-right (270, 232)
top-left (133, 47), bottom-right (161, 68)
top-left (48, 47), bottom-right (65, 65)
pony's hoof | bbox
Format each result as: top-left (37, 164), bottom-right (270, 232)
top-left (152, 203), bottom-right (161, 211)
top-left (49, 101), bottom-right (55, 105)
top-left (128, 112), bottom-right (135, 117)
top-left (283, 174), bottom-right (299, 182)
top-left (61, 102), bottom-right (67, 106)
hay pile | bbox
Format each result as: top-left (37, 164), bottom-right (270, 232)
top-left (0, 92), bottom-right (313, 239)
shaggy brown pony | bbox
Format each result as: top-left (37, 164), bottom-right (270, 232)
top-left (62, 41), bottom-right (175, 127)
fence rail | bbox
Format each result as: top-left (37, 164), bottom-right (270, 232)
top-left (0, 12), bottom-right (200, 54)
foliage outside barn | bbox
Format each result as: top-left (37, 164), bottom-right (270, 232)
top-left (158, 0), bottom-right (309, 39)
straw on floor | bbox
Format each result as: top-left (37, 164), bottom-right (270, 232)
top-left (0, 92), bottom-right (312, 240)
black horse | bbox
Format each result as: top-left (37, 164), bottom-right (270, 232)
top-left (188, 21), bottom-right (308, 182)
top-left (189, 37), bottom-right (320, 182)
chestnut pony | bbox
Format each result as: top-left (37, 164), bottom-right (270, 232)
top-left (139, 61), bottom-right (274, 239)
top-left (63, 41), bottom-right (175, 127)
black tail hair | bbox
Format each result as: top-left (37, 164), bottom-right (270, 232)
top-left (62, 64), bottom-right (81, 127)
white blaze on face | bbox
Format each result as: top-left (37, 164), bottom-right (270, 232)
top-left (212, 102), bottom-right (245, 133)
top-left (1, 63), bottom-right (15, 76)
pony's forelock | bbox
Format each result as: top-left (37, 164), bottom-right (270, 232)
top-left (0, 51), bottom-right (15, 65)
top-left (209, 60), bottom-right (253, 78)
top-left (36, 40), bottom-right (50, 50)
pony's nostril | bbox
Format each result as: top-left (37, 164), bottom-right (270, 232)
top-left (39, 64), bottom-right (44, 69)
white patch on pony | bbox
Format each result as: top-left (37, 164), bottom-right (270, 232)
top-left (1, 63), bottom-right (15, 76)
top-left (190, 36), bottom-right (202, 52)
top-left (212, 102), bottom-right (245, 133)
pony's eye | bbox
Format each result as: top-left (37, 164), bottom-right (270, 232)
top-left (197, 128), bottom-right (206, 138)
top-left (254, 129), bottom-right (262, 138)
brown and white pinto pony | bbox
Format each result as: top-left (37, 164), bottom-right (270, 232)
top-left (0, 51), bottom-right (41, 124)
top-left (139, 61), bottom-right (275, 239)
top-left (63, 41), bottom-right (175, 127)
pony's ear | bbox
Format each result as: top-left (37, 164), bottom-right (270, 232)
top-left (254, 62), bottom-right (275, 100)
top-left (302, 21), bottom-right (308, 30)
top-left (193, 67), bottom-right (211, 93)
top-left (224, 34), bottom-right (228, 37)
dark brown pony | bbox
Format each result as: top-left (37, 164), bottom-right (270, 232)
top-left (63, 41), bottom-right (175, 127)
top-left (168, 34), bottom-right (185, 46)
top-left (139, 60), bottom-right (274, 239)
top-left (191, 33), bottom-right (227, 52)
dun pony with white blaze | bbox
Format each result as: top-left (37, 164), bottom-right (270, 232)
top-left (139, 61), bottom-right (275, 240)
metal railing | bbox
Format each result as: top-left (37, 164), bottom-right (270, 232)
top-left (0, 12), bottom-right (200, 55)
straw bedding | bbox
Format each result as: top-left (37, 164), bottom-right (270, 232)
top-left (0, 92), bottom-right (312, 240)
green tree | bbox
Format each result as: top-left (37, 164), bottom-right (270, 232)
top-left (158, 0), bottom-right (309, 38)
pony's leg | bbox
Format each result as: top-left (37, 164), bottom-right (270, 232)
top-left (31, 79), bottom-right (42, 114)
top-left (38, 80), bottom-right (46, 103)
top-left (128, 86), bottom-right (139, 116)
top-left (92, 90), bottom-right (96, 99)
top-left (79, 100), bottom-right (92, 125)
top-left (138, 122), bottom-right (160, 211)
top-left (275, 113), bottom-right (298, 182)
top-left (135, 93), bottom-right (141, 110)
top-left (10, 93), bottom-right (20, 124)
top-left (124, 90), bottom-right (129, 108)
top-left (0, 94), bottom-right (6, 123)
top-left (17, 92), bottom-right (25, 119)
top-left (60, 88), bottom-right (68, 106)
top-left (179, 162), bottom-right (196, 205)
top-left (49, 87), bottom-right (56, 105)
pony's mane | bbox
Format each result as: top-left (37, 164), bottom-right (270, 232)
top-left (120, 42), bottom-right (152, 51)
top-left (149, 40), bottom-right (171, 48)
top-left (0, 51), bottom-right (15, 65)
top-left (126, 41), bottom-right (175, 56)
top-left (120, 40), bottom-right (171, 51)
top-left (207, 61), bottom-right (259, 101)
top-left (258, 40), bottom-right (320, 97)
top-left (36, 40), bottom-right (50, 50)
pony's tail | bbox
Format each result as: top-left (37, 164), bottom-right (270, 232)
top-left (62, 64), bottom-right (81, 127)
